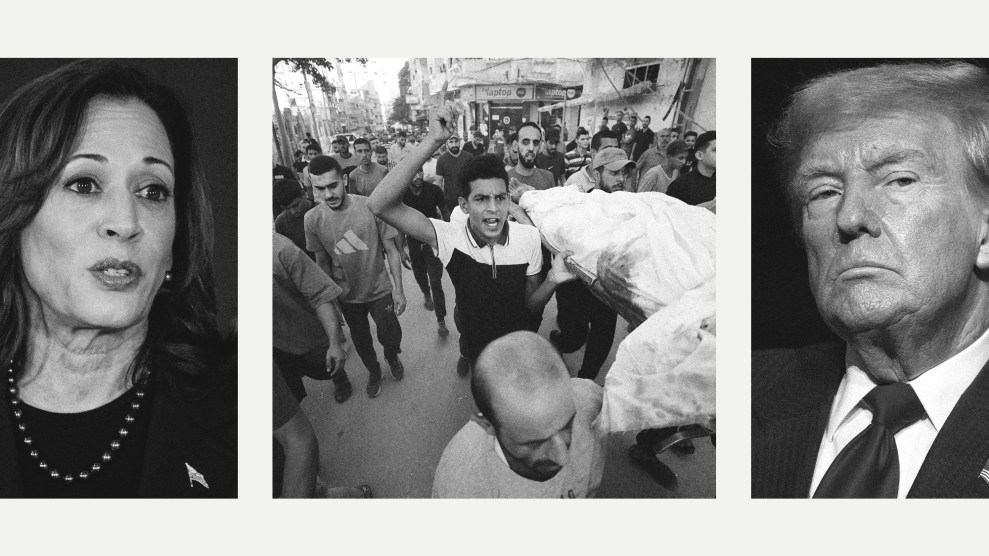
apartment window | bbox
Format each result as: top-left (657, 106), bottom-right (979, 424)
top-left (623, 62), bottom-right (661, 89)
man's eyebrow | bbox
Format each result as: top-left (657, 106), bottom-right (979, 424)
top-left (863, 148), bottom-right (933, 173)
top-left (522, 413), bottom-right (576, 445)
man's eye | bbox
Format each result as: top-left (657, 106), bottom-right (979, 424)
top-left (810, 189), bottom-right (840, 201)
top-left (890, 177), bottom-right (917, 187)
top-left (66, 177), bottom-right (99, 195)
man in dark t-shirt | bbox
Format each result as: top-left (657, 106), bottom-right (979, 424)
top-left (402, 169), bottom-right (451, 336)
top-left (463, 131), bottom-right (487, 157)
top-left (535, 129), bottom-right (566, 187)
top-left (631, 115), bottom-right (656, 161)
top-left (667, 130), bottom-right (716, 206)
top-left (436, 134), bottom-right (474, 216)
top-left (273, 178), bottom-right (314, 259)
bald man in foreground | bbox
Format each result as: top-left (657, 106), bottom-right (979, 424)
top-left (432, 332), bottom-right (605, 498)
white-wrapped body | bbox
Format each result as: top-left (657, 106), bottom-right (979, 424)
top-left (518, 187), bottom-right (716, 433)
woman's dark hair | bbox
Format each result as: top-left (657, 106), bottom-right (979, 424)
top-left (0, 60), bottom-right (223, 383)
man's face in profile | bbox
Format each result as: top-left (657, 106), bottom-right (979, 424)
top-left (796, 113), bottom-right (989, 342)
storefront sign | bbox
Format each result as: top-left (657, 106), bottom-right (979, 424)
top-left (535, 85), bottom-right (583, 101)
top-left (474, 85), bottom-right (534, 101)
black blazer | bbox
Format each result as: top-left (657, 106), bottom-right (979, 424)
top-left (752, 343), bottom-right (989, 498)
top-left (0, 367), bottom-right (237, 498)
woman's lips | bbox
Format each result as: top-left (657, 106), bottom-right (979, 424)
top-left (87, 258), bottom-right (143, 291)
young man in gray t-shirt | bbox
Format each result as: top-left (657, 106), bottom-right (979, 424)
top-left (304, 155), bottom-right (407, 398)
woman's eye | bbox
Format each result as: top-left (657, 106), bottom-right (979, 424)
top-left (66, 177), bottom-right (99, 194)
top-left (138, 184), bottom-right (172, 202)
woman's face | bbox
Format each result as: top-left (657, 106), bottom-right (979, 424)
top-left (20, 97), bottom-right (176, 331)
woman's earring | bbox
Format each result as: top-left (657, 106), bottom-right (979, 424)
top-left (164, 271), bottom-right (173, 283)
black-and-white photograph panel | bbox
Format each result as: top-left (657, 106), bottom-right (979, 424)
top-left (0, 59), bottom-right (238, 498)
top-left (751, 59), bottom-right (989, 498)
top-left (272, 57), bottom-right (715, 498)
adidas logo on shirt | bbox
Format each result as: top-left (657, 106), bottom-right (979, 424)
top-left (333, 230), bottom-right (369, 255)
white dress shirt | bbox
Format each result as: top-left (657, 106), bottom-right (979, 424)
top-left (810, 326), bottom-right (989, 498)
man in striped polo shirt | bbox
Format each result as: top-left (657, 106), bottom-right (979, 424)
top-left (370, 104), bottom-right (577, 376)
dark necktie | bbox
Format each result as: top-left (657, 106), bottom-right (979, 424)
top-left (813, 382), bottom-right (926, 498)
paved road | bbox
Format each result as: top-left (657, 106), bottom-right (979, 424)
top-left (300, 259), bottom-right (715, 498)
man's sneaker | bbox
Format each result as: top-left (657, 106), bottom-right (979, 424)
top-left (456, 356), bottom-right (471, 377)
top-left (424, 293), bottom-right (434, 311)
top-left (332, 375), bottom-right (353, 404)
top-left (437, 321), bottom-right (449, 337)
top-left (366, 371), bottom-right (382, 398)
top-left (387, 356), bottom-right (404, 381)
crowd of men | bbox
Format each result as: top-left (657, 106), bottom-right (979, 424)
top-left (272, 107), bottom-right (715, 498)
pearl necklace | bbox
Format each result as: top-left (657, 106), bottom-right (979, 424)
top-left (5, 360), bottom-right (148, 484)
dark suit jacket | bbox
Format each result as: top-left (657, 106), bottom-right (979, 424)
top-left (0, 367), bottom-right (237, 498)
top-left (752, 343), bottom-right (989, 498)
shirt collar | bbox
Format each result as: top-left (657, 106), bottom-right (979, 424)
top-left (466, 219), bottom-right (509, 248)
top-left (579, 167), bottom-right (597, 193)
top-left (827, 326), bottom-right (989, 439)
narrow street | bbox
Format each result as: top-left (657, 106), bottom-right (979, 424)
top-left (300, 262), bottom-right (715, 498)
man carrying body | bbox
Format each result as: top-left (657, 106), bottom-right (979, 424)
top-left (388, 131), bottom-right (414, 164)
top-left (508, 122), bottom-right (556, 191)
top-left (752, 62), bottom-right (989, 498)
top-left (369, 104), bottom-right (576, 375)
top-left (565, 129), bottom-right (620, 192)
top-left (402, 168), bottom-right (451, 337)
top-left (305, 155), bottom-right (407, 398)
top-left (551, 147), bottom-right (627, 380)
top-left (635, 127), bottom-right (673, 179)
top-left (432, 331), bottom-right (605, 498)
top-left (668, 130), bottom-right (716, 206)
top-left (638, 140), bottom-right (690, 194)
top-left (331, 138), bottom-right (358, 177)
top-left (536, 129), bottom-right (566, 188)
top-left (349, 138), bottom-right (389, 197)
top-left (435, 133), bottom-right (475, 218)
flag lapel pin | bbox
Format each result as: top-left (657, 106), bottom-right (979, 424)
top-left (186, 463), bottom-right (209, 489)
